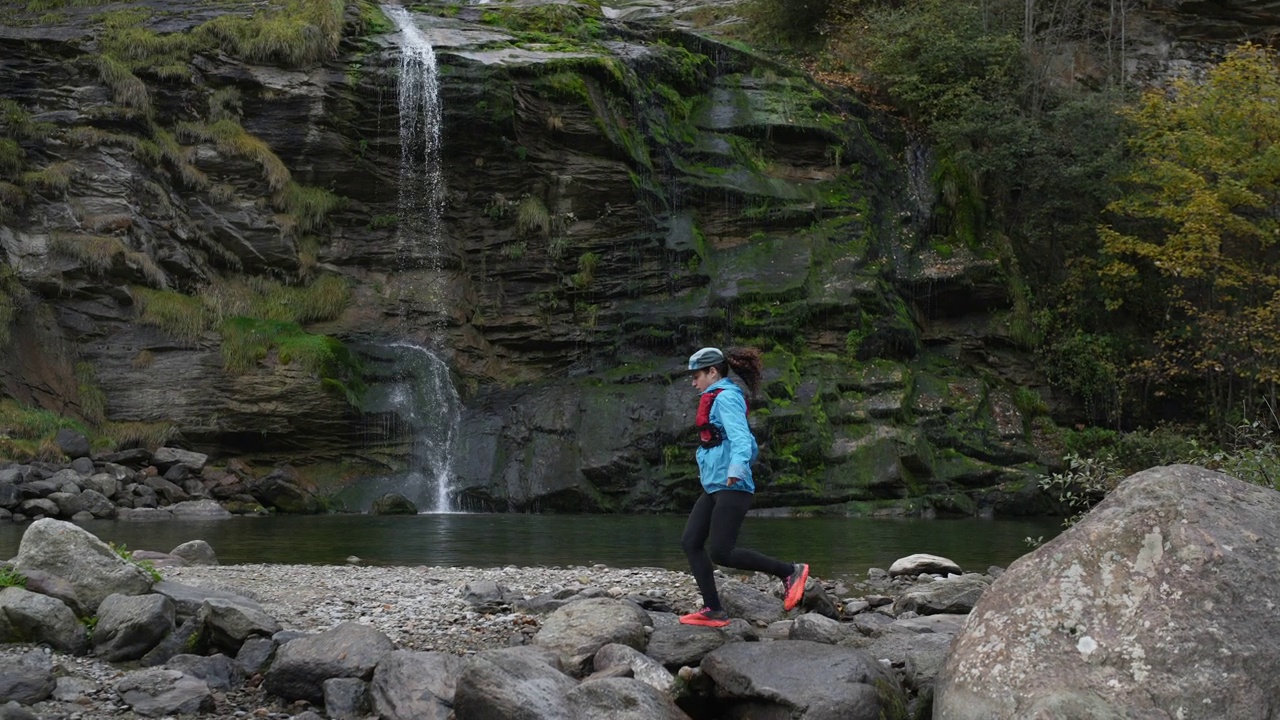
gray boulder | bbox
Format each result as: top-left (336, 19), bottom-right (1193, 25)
top-left (888, 553), bottom-right (962, 577)
top-left (0, 587), bottom-right (88, 654)
top-left (593, 643), bottom-right (676, 695)
top-left (198, 596), bottom-right (282, 653)
top-left (152, 580), bottom-right (262, 620)
top-left (94, 593), bottom-right (176, 662)
top-left (463, 579), bottom-right (513, 613)
top-left (370, 493), bottom-right (418, 515)
top-left (248, 467), bottom-right (321, 514)
top-left (0, 649), bottom-right (55, 705)
top-left (701, 640), bottom-right (905, 720)
top-left (152, 447), bottom-right (209, 472)
top-left (533, 597), bottom-right (651, 677)
top-left (164, 653), bottom-right (242, 691)
top-left (12, 518), bottom-right (153, 615)
top-left (263, 621), bottom-right (394, 704)
top-left (77, 488), bottom-right (117, 518)
top-left (935, 464), bottom-right (1280, 720)
top-left (370, 649), bottom-right (464, 720)
top-left (324, 677), bottom-right (373, 720)
top-left (789, 612), bottom-right (845, 645)
top-left (864, 629), bottom-right (956, 692)
top-left (718, 580), bottom-right (784, 625)
top-left (170, 539), bottom-right (219, 565)
top-left (566, 677), bottom-right (691, 720)
top-left (893, 574), bottom-right (989, 615)
top-left (644, 624), bottom-right (729, 670)
top-left (53, 429), bottom-right (90, 458)
top-left (169, 500), bottom-right (232, 519)
top-left (235, 636), bottom-right (277, 675)
top-left (453, 646), bottom-right (575, 720)
top-left (114, 668), bottom-right (214, 717)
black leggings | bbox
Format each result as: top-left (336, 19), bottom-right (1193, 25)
top-left (681, 490), bottom-right (792, 611)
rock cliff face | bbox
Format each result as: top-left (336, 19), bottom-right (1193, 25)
top-left (0, 0), bottom-right (1262, 513)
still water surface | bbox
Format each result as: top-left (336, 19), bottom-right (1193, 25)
top-left (0, 514), bottom-right (1061, 581)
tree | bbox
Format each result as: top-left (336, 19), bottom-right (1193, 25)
top-left (1098, 44), bottom-right (1280, 427)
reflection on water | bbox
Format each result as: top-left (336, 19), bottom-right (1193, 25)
top-left (0, 515), bottom-right (1061, 581)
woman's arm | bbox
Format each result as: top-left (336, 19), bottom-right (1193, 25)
top-left (714, 389), bottom-right (753, 482)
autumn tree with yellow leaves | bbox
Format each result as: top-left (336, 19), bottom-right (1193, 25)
top-left (1098, 44), bottom-right (1280, 429)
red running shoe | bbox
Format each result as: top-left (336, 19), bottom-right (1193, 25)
top-left (782, 563), bottom-right (810, 611)
top-left (679, 607), bottom-right (731, 627)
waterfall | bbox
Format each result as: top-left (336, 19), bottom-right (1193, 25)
top-left (387, 343), bottom-right (462, 514)
top-left (367, 6), bottom-right (458, 513)
top-left (386, 4), bottom-right (444, 271)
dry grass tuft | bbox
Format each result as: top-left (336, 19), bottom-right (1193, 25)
top-left (22, 162), bottom-right (74, 195)
top-left (96, 56), bottom-right (151, 115)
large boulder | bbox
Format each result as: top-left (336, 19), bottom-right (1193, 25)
top-left (0, 649), bottom-right (55, 705)
top-left (532, 598), bottom-right (651, 677)
top-left (565, 677), bottom-right (691, 720)
top-left (0, 587), bottom-right (88, 654)
top-left (248, 467), bottom-right (321, 514)
top-left (700, 640), bottom-right (905, 720)
top-left (892, 574), bottom-right (990, 615)
top-left (453, 646), bottom-right (576, 720)
top-left (370, 650), bottom-right (464, 720)
top-left (263, 621), bottom-right (394, 704)
top-left (935, 465), bottom-right (1280, 719)
top-left (93, 593), bottom-right (176, 662)
top-left (11, 519), bottom-right (154, 615)
top-left (114, 668), bottom-right (214, 717)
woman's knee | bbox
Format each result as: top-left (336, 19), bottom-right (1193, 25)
top-left (707, 542), bottom-right (734, 566)
top-left (680, 534), bottom-right (704, 557)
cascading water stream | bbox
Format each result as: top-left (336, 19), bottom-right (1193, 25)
top-left (387, 4), bottom-right (444, 271)
top-left (364, 5), bottom-right (458, 513)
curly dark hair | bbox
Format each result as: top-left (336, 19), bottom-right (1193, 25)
top-left (714, 347), bottom-right (763, 397)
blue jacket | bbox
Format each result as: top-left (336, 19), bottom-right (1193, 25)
top-left (696, 378), bottom-right (758, 494)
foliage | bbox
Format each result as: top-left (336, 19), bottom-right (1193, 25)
top-left (1098, 44), bottom-right (1280, 428)
top-left (177, 120), bottom-right (290, 192)
top-left (49, 233), bottom-right (166, 288)
top-left (0, 265), bottom-right (25, 347)
top-left (133, 287), bottom-right (210, 344)
top-left (200, 0), bottom-right (346, 69)
top-left (1039, 452), bottom-right (1126, 527)
top-left (22, 162), bottom-right (75, 195)
top-left (219, 317), bottom-right (365, 402)
top-left (0, 566), bottom-right (27, 589)
top-left (95, 55), bottom-right (152, 115)
top-left (516, 195), bottom-right (551, 238)
top-left (1188, 412), bottom-right (1280, 490)
top-left (742, 0), bottom-right (837, 49)
top-left (109, 543), bottom-right (163, 582)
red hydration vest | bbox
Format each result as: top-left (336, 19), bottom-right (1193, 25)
top-left (696, 388), bottom-right (747, 449)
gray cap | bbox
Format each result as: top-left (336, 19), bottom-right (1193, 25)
top-left (687, 347), bottom-right (725, 371)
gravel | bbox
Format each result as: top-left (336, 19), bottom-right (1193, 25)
top-left (1, 562), bottom-right (710, 720)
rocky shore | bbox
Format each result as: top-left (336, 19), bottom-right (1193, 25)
top-left (0, 518), bottom-right (980, 719)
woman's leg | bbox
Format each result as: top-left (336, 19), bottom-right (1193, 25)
top-left (680, 493), bottom-right (721, 609)
top-left (706, 490), bottom-right (793, 579)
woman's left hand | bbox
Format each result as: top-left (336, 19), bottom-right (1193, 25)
top-left (727, 477), bottom-right (739, 486)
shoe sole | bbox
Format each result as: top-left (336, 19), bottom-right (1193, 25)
top-left (783, 564), bottom-right (809, 611)
top-left (679, 616), bottom-right (731, 628)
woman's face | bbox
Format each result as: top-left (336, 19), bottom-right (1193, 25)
top-left (691, 367), bottom-right (718, 392)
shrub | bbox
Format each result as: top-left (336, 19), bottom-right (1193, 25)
top-left (177, 120), bottom-right (291, 193)
top-left (22, 162), bottom-right (74, 195)
top-left (515, 195), bottom-right (551, 238)
top-left (101, 420), bottom-right (178, 450)
top-left (281, 183), bottom-right (343, 233)
top-left (0, 566), bottom-right (27, 589)
top-left (95, 55), bottom-right (151, 114)
top-left (133, 287), bottom-right (210, 343)
top-left (198, 0), bottom-right (346, 69)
